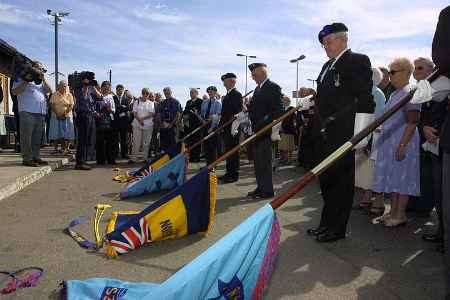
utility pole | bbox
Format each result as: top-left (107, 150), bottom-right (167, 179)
top-left (236, 53), bottom-right (257, 94)
top-left (47, 9), bottom-right (69, 89)
top-left (109, 69), bottom-right (112, 84)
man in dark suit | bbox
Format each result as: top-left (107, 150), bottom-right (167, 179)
top-left (247, 63), bottom-right (283, 199)
top-left (219, 73), bottom-right (243, 183)
top-left (113, 84), bottom-right (132, 159)
top-left (299, 23), bottom-right (375, 243)
top-left (183, 88), bottom-right (203, 162)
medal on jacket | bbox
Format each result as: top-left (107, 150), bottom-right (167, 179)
top-left (334, 72), bottom-right (341, 87)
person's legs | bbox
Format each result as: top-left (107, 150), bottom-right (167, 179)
top-left (142, 127), bottom-right (153, 161)
top-left (96, 130), bottom-right (106, 164)
top-left (105, 129), bottom-right (116, 164)
top-left (19, 111), bottom-right (34, 162)
top-left (30, 114), bottom-right (44, 160)
top-left (119, 127), bottom-right (128, 158)
top-left (253, 137), bottom-right (273, 195)
top-left (131, 126), bottom-right (143, 159)
top-left (440, 153), bottom-right (450, 298)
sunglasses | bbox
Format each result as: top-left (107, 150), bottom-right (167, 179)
top-left (388, 69), bottom-right (404, 76)
top-left (0, 267), bottom-right (44, 295)
top-left (415, 66), bottom-right (424, 71)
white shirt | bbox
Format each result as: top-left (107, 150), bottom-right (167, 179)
top-left (258, 78), bottom-right (269, 89)
top-left (320, 48), bottom-right (349, 83)
top-left (132, 99), bottom-right (155, 129)
top-left (102, 94), bottom-right (116, 113)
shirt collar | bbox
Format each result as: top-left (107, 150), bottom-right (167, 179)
top-left (330, 48), bottom-right (349, 68)
top-left (259, 78), bottom-right (269, 88)
top-left (227, 87), bottom-right (236, 94)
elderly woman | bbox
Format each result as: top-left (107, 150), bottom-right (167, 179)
top-left (49, 80), bottom-right (75, 155)
top-left (354, 68), bottom-right (386, 213)
top-left (372, 58), bottom-right (421, 227)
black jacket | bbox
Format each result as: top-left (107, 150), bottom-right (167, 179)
top-left (219, 88), bottom-right (242, 129)
top-left (248, 79), bottom-right (284, 138)
top-left (183, 97), bottom-right (203, 130)
top-left (113, 94), bottom-right (132, 128)
top-left (312, 49), bottom-right (375, 158)
top-left (433, 6), bottom-right (450, 77)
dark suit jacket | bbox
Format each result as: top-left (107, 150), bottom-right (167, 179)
top-left (312, 49), bottom-right (375, 160)
top-left (113, 94), bottom-right (132, 129)
top-left (183, 97), bottom-right (203, 130)
top-left (219, 88), bottom-right (243, 129)
top-left (248, 79), bottom-right (284, 138)
top-left (433, 6), bottom-right (450, 76)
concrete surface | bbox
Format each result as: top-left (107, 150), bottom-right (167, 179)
top-left (0, 159), bottom-right (445, 299)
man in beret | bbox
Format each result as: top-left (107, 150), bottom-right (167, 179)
top-left (247, 63), bottom-right (284, 199)
top-left (218, 73), bottom-right (243, 183)
top-left (298, 23), bottom-right (375, 243)
top-left (201, 86), bottom-right (222, 165)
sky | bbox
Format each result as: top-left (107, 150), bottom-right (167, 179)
top-left (0, 0), bottom-right (447, 107)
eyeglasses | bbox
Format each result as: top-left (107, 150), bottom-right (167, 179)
top-left (388, 69), bottom-right (404, 76)
top-left (415, 66), bottom-right (424, 71)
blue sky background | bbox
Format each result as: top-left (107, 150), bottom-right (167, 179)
top-left (1, 0), bottom-right (447, 106)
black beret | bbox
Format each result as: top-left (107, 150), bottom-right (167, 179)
top-left (248, 63), bottom-right (267, 71)
top-left (221, 73), bottom-right (237, 81)
top-left (206, 86), bottom-right (217, 92)
top-left (318, 22), bottom-right (348, 44)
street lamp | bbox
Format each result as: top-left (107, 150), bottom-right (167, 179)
top-left (290, 55), bottom-right (306, 103)
top-left (47, 9), bottom-right (70, 89)
top-left (236, 53), bottom-right (257, 94)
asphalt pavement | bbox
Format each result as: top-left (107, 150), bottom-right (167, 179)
top-left (0, 159), bottom-right (445, 299)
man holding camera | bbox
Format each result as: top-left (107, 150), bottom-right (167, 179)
top-left (12, 62), bottom-right (52, 167)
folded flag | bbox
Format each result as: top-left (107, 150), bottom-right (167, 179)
top-left (63, 204), bottom-right (280, 300)
top-left (106, 168), bottom-right (217, 257)
top-left (120, 152), bottom-right (187, 199)
top-left (113, 143), bottom-right (183, 183)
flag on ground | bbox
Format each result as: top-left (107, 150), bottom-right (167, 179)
top-left (120, 152), bottom-right (187, 199)
top-left (113, 143), bottom-right (183, 183)
top-left (63, 204), bottom-right (280, 300)
top-left (106, 168), bottom-right (216, 257)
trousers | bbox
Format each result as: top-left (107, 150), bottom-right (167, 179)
top-left (253, 136), bottom-right (273, 194)
top-left (19, 111), bottom-right (45, 162)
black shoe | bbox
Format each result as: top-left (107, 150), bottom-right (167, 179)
top-left (122, 155), bottom-right (130, 159)
top-left (247, 189), bottom-right (260, 197)
top-left (254, 192), bottom-right (274, 199)
top-left (75, 164), bottom-right (92, 170)
top-left (316, 231), bottom-right (346, 243)
top-left (436, 243), bottom-right (445, 253)
top-left (222, 177), bottom-right (238, 183)
top-left (33, 158), bottom-right (48, 165)
top-left (23, 160), bottom-right (39, 167)
top-left (218, 174), bottom-right (228, 181)
top-left (422, 233), bottom-right (443, 243)
top-left (307, 227), bottom-right (328, 237)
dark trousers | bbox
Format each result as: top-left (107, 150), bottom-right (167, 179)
top-left (204, 135), bottom-right (218, 166)
top-left (253, 136), bottom-right (273, 194)
top-left (442, 153), bottom-right (450, 298)
top-left (160, 127), bottom-right (176, 153)
top-left (185, 127), bottom-right (202, 161)
top-left (75, 115), bottom-right (95, 165)
top-left (224, 131), bottom-right (240, 178)
top-left (408, 150), bottom-right (438, 213)
top-left (96, 128), bottom-right (116, 164)
top-left (118, 127), bottom-right (129, 157)
top-left (318, 150), bottom-right (355, 234)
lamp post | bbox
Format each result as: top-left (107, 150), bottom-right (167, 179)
top-left (290, 55), bottom-right (306, 104)
top-left (47, 9), bottom-right (69, 89)
top-left (236, 53), bottom-right (257, 94)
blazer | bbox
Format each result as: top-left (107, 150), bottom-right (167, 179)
top-left (312, 49), bottom-right (375, 158)
top-left (248, 79), bottom-right (284, 137)
top-left (219, 88), bottom-right (243, 129)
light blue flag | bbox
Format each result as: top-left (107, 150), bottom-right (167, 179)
top-left (63, 204), bottom-right (281, 300)
top-left (120, 153), bottom-right (187, 199)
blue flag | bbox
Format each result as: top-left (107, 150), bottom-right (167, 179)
top-left (63, 204), bottom-right (280, 299)
top-left (120, 153), bottom-right (187, 199)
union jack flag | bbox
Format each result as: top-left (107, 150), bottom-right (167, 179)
top-left (108, 217), bottom-right (150, 254)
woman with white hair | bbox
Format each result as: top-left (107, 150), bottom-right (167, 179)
top-left (355, 67), bottom-right (386, 213)
top-left (372, 58), bottom-right (421, 227)
top-left (48, 80), bottom-right (75, 154)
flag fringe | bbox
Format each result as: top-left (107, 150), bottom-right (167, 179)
top-left (206, 172), bottom-right (218, 234)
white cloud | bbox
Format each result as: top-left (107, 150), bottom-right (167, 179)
top-left (0, 3), bottom-right (33, 25)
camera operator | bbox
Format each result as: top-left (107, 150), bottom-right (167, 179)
top-left (73, 73), bottom-right (101, 170)
top-left (11, 61), bottom-right (52, 167)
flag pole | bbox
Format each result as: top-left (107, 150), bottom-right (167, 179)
top-left (187, 90), bottom-right (254, 153)
top-left (181, 120), bottom-right (211, 143)
top-left (208, 106), bottom-right (300, 170)
top-left (270, 70), bottom-right (440, 210)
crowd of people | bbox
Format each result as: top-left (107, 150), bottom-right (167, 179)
top-left (8, 4), bottom-right (450, 296)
